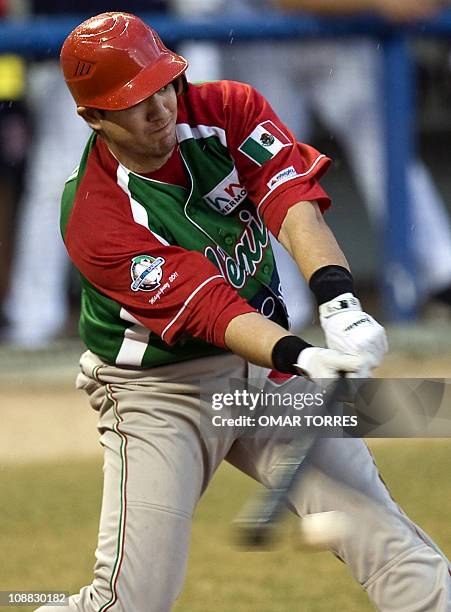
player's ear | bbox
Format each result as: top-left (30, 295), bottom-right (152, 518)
top-left (174, 76), bottom-right (187, 96)
top-left (77, 106), bottom-right (104, 130)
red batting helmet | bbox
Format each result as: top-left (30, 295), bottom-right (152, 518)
top-left (60, 12), bottom-right (188, 110)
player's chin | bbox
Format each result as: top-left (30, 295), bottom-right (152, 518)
top-left (153, 132), bottom-right (177, 156)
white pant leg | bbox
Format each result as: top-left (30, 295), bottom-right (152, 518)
top-left (227, 433), bottom-right (451, 611)
top-left (36, 352), bottom-right (246, 612)
top-left (4, 61), bottom-right (89, 347)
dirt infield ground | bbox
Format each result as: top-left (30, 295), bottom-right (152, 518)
top-left (0, 385), bottom-right (100, 464)
top-left (1, 352), bottom-right (450, 464)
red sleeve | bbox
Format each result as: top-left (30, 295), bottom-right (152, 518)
top-left (222, 81), bottom-right (332, 234)
top-left (66, 174), bottom-right (255, 348)
top-left (259, 178), bottom-right (331, 237)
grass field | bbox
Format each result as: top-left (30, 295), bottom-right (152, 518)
top-left (1, 440), bottom-right (450, 612)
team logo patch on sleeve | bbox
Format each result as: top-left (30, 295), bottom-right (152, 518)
top-left (130, 255), bottom-right (165, 292)
top-left (238, 120), bottom-right (291, 166)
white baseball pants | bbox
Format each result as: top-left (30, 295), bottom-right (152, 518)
top-left (36, 351), bottom-right (451, 612)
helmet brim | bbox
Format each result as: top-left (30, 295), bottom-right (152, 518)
top-left (84, 54), bottom-right (188, 111)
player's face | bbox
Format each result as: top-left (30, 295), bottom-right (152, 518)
top-left (86, 83), bottom-right (178, 173)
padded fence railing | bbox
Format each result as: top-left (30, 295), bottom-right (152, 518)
top-left (2, 10), bottom-right (451, 320)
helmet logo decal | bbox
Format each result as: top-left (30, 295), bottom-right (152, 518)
top-left (74, 61), bottom-right (93, 78)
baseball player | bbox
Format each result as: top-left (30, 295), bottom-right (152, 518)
top-left (37, 12), bottom-right (451, 612)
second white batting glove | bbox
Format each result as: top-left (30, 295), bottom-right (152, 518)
top-left (319, 293), bottom-right (388, 371)
top-left (295, 347), bottom-right (364, 382)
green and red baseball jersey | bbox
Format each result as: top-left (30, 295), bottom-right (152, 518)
top-left (61, 80), bottom-right (331, 367)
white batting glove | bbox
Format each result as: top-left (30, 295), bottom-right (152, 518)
top-left (319, 293), bottom-right (388, 372)
top-left (295, 347), bottom-right (364, 382)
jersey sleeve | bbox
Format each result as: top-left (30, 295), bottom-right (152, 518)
top-left (222, 81), bottom-right (332, 236)
top-left (65, 187), bottom-right (255, 348)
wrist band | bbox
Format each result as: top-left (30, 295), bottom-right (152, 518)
top-left (271, 335), bottom-right (312, 374)
top-left (309, 265), bottom-right (354, 305)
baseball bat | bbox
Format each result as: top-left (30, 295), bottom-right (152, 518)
top-left (234, 372), bottom-right (348, 548)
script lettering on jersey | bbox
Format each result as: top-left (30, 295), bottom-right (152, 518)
top-left (203, 167), bottom-right (248, 215)
top-left (205, 209), bottom-right (268, 288)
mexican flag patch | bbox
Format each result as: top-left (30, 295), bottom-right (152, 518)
top-left (238, 120), bottom-right (291, 166)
